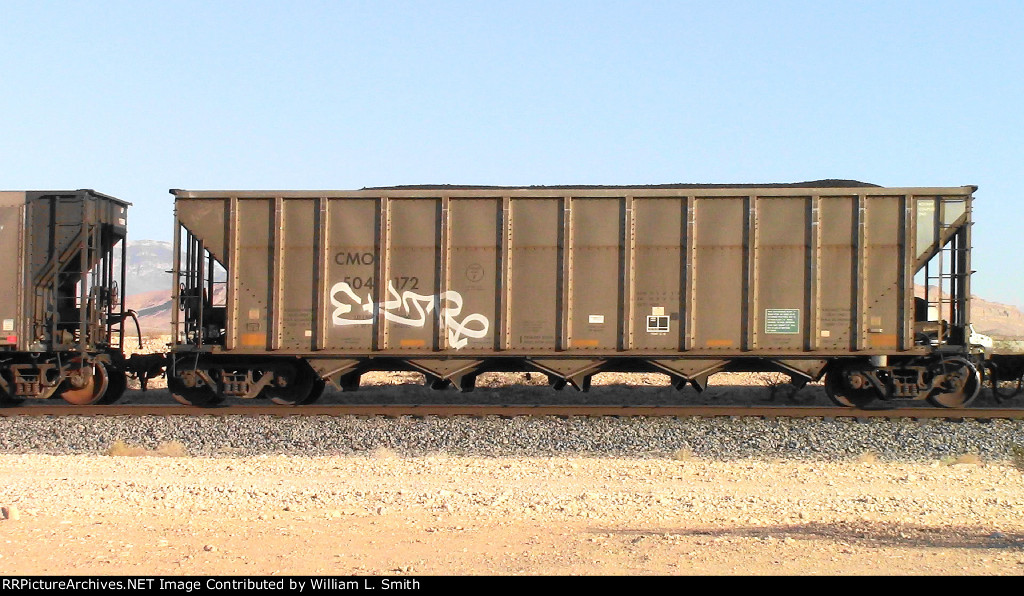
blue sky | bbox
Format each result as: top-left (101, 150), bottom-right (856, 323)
top-left (2, 1), bottom-right (1022, 307)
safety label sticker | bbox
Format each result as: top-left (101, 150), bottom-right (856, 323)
top-left (764, 309), bottom-right (800, 334)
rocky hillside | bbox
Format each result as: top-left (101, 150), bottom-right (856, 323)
top-left (970, 295), bottom-right (1024, 338)
top-left (124, 288), bottom-right (175, 331)
top-left (123, 240), bottom-right (174, 295)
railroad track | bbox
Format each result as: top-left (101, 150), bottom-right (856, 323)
top-left (2, 403), bottom-right (1024, 419)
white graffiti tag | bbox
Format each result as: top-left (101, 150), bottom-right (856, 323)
top-left (329, 280), bottom-right (489, 350)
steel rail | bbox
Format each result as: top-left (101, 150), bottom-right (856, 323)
top-left (2, 404), bottom-right (1023, 419)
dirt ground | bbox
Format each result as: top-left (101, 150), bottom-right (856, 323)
top-left (2, 336), bottom-right (1021, 576)
top-left (2, 453), bottom-right (1024, 576)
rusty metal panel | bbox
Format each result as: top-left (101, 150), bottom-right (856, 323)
top-left (683, 197), bottom-right (696, 350)
top-left (27, 195), bottom-right (52, 309)
top-left (559, 199), bottom-right (572, 352)
top-left (568, 198), bottom-right (623, 351)
top-left (376, 198), bottom-right (390, 351)
top-left (280, 198), bottom-right (316, 351)
top-left (507, 198), bottom-right (561, 351)
top-left (900, 196), bottom-right (913, 348)
top-left (0, 192), bottom-right (26, 350)
top-left (447, 198), bottom-right (500, 350)
top-left (325, 198), bottom-right (378, 351)
top-left (499, 196), bottom-right (511, 350)
top-left (808, 196), bottom-right (821, 351)
top-left (754, 197), bottom-right (810, 351)
top-left (269, 197), bottom-right (283, 351)
top-left (437, 197), bottom-right (450, 351)
top-left (622, 196), bottom-right (636, 350)
top-left (817, 196), bottom-right (856, 350)
top-left (631, 197), bottom-right (684, 351)
top-left (174, 199), bottom-right (228, 264)
top-left (225, 197), bottom-right (238, 350)
top-left (692, 197), bottom-right (746, 350)
top-left (314, 197), bottom-right (329, 350)
top-left (233, 198), bottom-right (273, 350)
top-left (864, 195), bottom-right (902, 351)
top-left (384, 198), bottom-right (440, 350)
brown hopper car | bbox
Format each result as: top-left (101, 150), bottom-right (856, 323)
top-left (166, 182), bottom-right (991, 408)
top-left (0, 190), bottom-right (133, 405)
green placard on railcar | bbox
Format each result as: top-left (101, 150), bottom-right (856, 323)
top-left (765, 309), bottom-right (800, 334)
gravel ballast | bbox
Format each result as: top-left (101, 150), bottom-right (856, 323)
top-left (2, 414), bottom-right (1023, 462)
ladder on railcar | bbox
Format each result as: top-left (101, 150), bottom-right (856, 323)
top-left (922, 220), bottom-right (970, 347)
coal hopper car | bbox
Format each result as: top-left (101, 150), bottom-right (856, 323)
top-left (167, 182), bottom-right (983, 407)
top-left (0, 190), bottom-right (133, 405)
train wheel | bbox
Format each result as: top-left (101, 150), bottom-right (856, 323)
top-left (98, 365), bottom-right (128, 405)
top-left (926, 357), bottom-right (981, 408)
top-left (265, 364), bottom-right (318, 405)
top-left (168, 373), bottom-right (223, 407)
top-left (988, 363), bottom-right (1024, 401)
top-left (304, 378), bottom-right (326, 404)
top-left (60, 363), bottom-right (109, 405)
top-left (0, 369), bottom-right (21, 406)
top-left (824, 366), bottom-right (878, 408)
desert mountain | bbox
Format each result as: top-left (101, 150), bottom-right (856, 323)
top-left (123, 240), bottom-right (174, 295)
top-left (967, 295), bottom-right (1024, 338)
